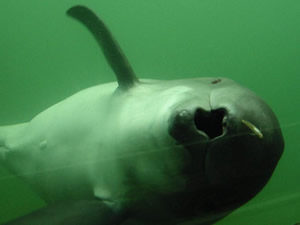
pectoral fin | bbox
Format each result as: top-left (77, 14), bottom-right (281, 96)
top-left (3, 200), bottom-right (125, 225)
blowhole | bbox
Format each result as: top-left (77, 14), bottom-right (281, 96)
top-left (194, 108), bottom-right (226, 139)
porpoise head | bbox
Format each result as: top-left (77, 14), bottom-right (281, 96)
top-left (167, 78), bottom-right (283, 217)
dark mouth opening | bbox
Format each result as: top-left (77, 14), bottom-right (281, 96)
top-left (194, 108), bottom-right (227, 139)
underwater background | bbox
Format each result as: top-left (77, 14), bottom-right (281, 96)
top-left (0, 0), bottom-right (299, 224)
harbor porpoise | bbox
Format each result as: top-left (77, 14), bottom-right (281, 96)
top-left (0, 5), bottom-right (284, 225)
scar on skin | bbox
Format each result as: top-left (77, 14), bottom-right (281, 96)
top-left (242, 119), bottom-right (263, 139)
top-left (212, 79), bottom-right (222, 84)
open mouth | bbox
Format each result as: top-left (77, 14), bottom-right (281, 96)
top-left (194, 108), bottom-right (227, 140)
top-left (168, 107), bottom-right (228, 145)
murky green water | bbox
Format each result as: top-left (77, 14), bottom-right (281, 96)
top-left (0, 0), bottom-right (299, 224)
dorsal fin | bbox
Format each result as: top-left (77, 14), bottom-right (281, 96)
top-left (67, 5), bottom-right (139, 90)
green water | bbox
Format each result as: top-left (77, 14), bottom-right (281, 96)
top-left (0, 0), bottom-right (299, 224)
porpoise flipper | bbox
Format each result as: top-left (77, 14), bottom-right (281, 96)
top-left (67, 5), bottom-right (139, 90)
top-left (3, 200), bottom-right (125, 225)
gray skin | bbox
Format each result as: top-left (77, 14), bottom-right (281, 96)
top-left (0, 5), bottom-right (284, 225)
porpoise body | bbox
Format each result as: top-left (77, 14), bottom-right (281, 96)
top-left (0, 6), bottom-right (284, 225)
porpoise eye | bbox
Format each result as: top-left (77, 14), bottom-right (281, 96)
top-left (211, 79), bottom-right (222, 84)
